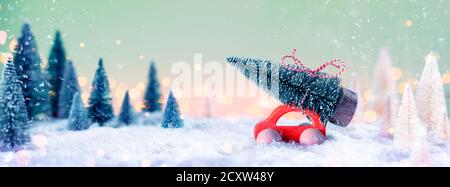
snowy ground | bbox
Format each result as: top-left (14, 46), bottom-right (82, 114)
top-left (1, 114), bottom-right (449, 167)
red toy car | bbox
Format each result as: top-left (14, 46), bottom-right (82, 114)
top-left (254, 105), bottom-right (326, 145)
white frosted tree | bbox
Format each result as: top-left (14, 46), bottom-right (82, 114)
top-left (370, 48), bottom-right (399, 137)
top-left (415, 52), bottom-right (449, 144)
top-left (394, 84), bottom-right (427, 150)
top-left (370, 48), bottom-right (397, 114)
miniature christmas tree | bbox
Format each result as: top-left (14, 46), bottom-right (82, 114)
top-left (47, 31), bottom-right (68, 118)
top-left (13, 23), bottom-right (51, 120)
top-left (88, 59), bottom-right (114, 126)
top-left (162, 90), bottom-right (184, 128)
top-left (394, 84), bottom-right (427, 150)
top-left (143, 62), bottom-right (162, 112)
top-left (369, 48), bottom-right (398, 124)
top-left (68, 93), bottom-right (90, 131)
top-left (57, 61), bottom-right (81, 118)
top-left (226, 56), bottom-right (357, 126)
top-left (370, 48), bottom-right (397, 109)
top-left (415, 52), bottom-right (449, 144)
top-left (118, 91), bottom-right (135, 126)
top-left (0, 60), bottom-right (30, 151)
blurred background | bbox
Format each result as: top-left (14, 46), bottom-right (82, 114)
top-left (0, 0), bottom-right (449, 119)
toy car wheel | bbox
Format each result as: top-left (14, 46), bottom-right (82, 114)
top-left (299, 128), bottom-right (325, 146)
top-left (256, 129), bottom-right (282, 144)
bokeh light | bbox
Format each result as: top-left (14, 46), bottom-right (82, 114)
top-left (363, 110), bottom-right (378, 123)
top-left (78, 76), bottom-right (88, 88)
top-left (391, 67), bottom-right (402, 81)
top-left (0, 30), bottom-right (7, 45)
top-left (405, 19), bottom-right (413, 27)
top-left (8, 38), bottom-right (17, 52)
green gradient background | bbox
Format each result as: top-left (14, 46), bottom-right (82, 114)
top-left (0, 0), bottom-right (450, 115)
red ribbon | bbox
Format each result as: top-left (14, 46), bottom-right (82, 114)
top-left (280, 49), bottom-right (346, 79)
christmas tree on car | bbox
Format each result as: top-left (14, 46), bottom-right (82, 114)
top-left (226, 50), bottom-right (358, 145)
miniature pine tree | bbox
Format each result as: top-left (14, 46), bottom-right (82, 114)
top-left (13, 23), bottom-right (51, 120)
top-left (68, 93), bottom-right (90, 131)
top-left (415, 52), bottom-right (449, 144)
top-left (162, 91), bottom-right (184, 128)
top-left (0, 60), bottom-right (30, 151)
top-left (47, 31), bottom-right (68, 118)
top-left (118, 91), bottom-right (135, 126)
top-left (394, 84), bottom-right (427, 150)
top-left (143, 62), bottom-right (162, 112)
top-left (57, 61), bottom-right (81, 118)
top-left (366, 48), bottom-right (400, 136)
top-left (370, 48), bottom-right (398, 121)
top-left (88, 59), bottom-right (114, 126)
top-left (226, 57), bottom-right (342, 124)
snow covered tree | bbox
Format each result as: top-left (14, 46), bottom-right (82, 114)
top-left (57, 61), bottom-right (81, 118)
top-left (370, 48), bottom-right (398, 122)
top-left (68, 92), bottom-right (90, 131)
top-left (0, 60), bottom-right (30, 151)
top-left (13, 23), bottom-right (51, 120)
top-left (88, 59), bottom-right (114, 126)
top-left (162, 90), bottom-right (184, 128)
top-left (47, 31), bottom-right (68, 118)
top-left (416, 52), bottom-right (449, 144)
top-left (118, 91), bottom-right (135, 126)
top-left (143, 62), bottom-right (162, 112)
top-left (394, 84), bottom-right (427, 150)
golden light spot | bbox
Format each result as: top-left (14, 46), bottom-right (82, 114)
top-left (194, 63), bottom-right (202, 71)
top-left (398, 82), bottom-right (407, 94)
top-left (363, 110), bottom-right (378, 123)
top-left (0, 52), bottom-right (12, 64)
top-left (139, 55), bottom-right (144, 60)
top-left (405, 19), bottom-right (413, 27)
top-left (81, 93), bottom-right (89, 105)
top-left (442, 73), bottom-right (450, 84)
top-left (134, 101), bottom-right (145, 112)
top-left (9, 38), bottom-right (17, 52)
top-left (79, 42), bottom-right (86, 48)
top-left (129, 88), bottom-right (140, 100)
top-left (78, 76), bottom-right (88, 88)
top-left (162, 78), bottom-right (171, 87)
top-left (363, 89), bottom-right (374, 102)
top-left (49, 90), bottom-right (56, 97)
top-left (136, 82), bottom-right (146, 91)
top-left (391, 67), bottom-right (402, 81)
top-left (388, 127), bottom-right (396, 135)
top-left (116, 40), bottom-right (121, 45)
top-left (115, 89), bottom-right (125, 99)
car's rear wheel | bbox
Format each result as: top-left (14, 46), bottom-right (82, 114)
top-left (299, 128), bottom-right (325, 146)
